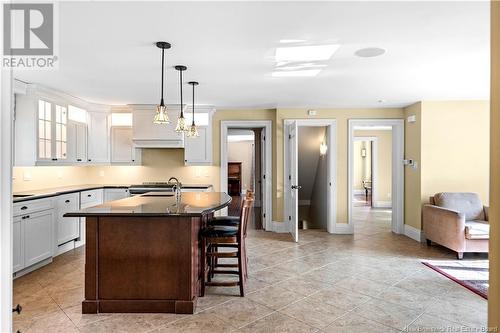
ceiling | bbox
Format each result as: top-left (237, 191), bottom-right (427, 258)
top-left (15, 1), bottom-right (490, 109)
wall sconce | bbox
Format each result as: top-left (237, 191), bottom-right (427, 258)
top-left (361, 148), bottom-right (367, 158)
top-left (320, 142), bottom-right (328, 155)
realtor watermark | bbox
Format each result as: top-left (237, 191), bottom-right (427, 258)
top-left (2, 2), bottom-right (59, 69)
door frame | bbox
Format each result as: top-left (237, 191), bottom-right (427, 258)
top-left (284, 119), bottom-right (337, 235)
top-left (1, 70), bottom-right (13, 331)
top-left (220, 120), bottom-right (272, 230)
top-left (353, 136), bottom-right (378, 207)
top-left (348, 119), bottom-right (405, 234)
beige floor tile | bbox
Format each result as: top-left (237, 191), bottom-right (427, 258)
top-left (248, 285), bottom-right (304, 310)
top-left (353, 298), bottom-right (423, 330)
top-left (375, 285), bottom-right (438, 312)
top-left (323, 311), bottom-right (400, 333)
top-left (205, 298), bottom-right (273, 329)
top-left (17, 310), bottom-right (79, 333)
top-left (249, 267), bottom-right (295, 285)
top-left (279, 297), bottom-right (348, 329)
top-left (279, 275), bottom-right (331, 296)
top-left (335, 276), bottom-right (390, 297)
top-left (424, 299), bottom-right (487, 329)
top-left (153, 313), bottom-right (233, 333)
top-left (307, 285), bottom-right (371, 311)
top-left (63, 304), bottom-right (112, 328)
top-left (80, 313), bottom-right (183, 333)
top-left (236, 312), bottom-right (318, 333)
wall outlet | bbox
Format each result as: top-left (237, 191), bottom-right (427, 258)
top-left (23, 172), bottom-right (32, 181)
top-left (407, 115), bottom-right (416, 123)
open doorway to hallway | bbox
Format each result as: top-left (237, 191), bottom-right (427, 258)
top-left (352, 128), bottom-right (393, 235)
top-left (227, 129), bottom-right (263, 229)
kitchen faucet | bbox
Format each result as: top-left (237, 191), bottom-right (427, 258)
top-left (168, 177), bottom-right (182, 199)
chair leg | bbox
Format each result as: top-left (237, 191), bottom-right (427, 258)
top-left (237, 246), bottom-right (245, 297)
top-left (426, 239), bottom-right (432, 246)
top-left (457, 252), bottom-right (464, 260)
top-left (201, 238), bottom-right (206, 297)
top-left (207, 244), bottom-right (212, 282)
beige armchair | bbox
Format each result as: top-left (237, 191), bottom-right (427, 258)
top-left (423, 192), bottom-right (489, 259)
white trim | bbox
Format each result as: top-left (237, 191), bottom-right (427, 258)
top-left (353, 189), bottom-right (365, 195)
top-left (268, 221), bottom-right (290, 233)
top-left (348, 119), bottom-right (405, 235)
top-left (332, 223), bottom-right (354, 234)
top-left (404, 224), bottom-right (424, 242)
top-left (283, 119), bottom-right (337, 238)
top-left (373, 201), bottom-right (392, 208)
top-left (220, 120), bottom-right (272, 230)
top-left (1, 70), bottom-right (13, 332)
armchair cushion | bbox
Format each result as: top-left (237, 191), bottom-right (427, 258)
top-left (465, 221), bottom-right (489, 240)
top-left (433, 192), bottom-right (485, 221)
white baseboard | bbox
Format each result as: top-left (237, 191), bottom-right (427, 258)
top-left (333, 223), bottom-right (354, 234)
top-left (404, 224), bottom-right (424, 242)
top-left (13, 257), bottom-right (53, 279)
top-left (267, 220), bottom-right (290, 233)
top-left (373, 201), bottom-right (392, 208)
top-left (55, 240), bottom-right (77, 256)
top-left (298, 200), bottom-right (311, 206)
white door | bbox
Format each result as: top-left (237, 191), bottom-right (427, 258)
top-left (88, 112), bottom-right (109, 163)
top-left (184, 126), bottom-right (209, 164)
top-left (24, 210), bottom-right (54, 267)
top-left (287, 121), bottom-right (299, 242)
top-left (260, 128), bottom-right (267, 230)
top-left (75, 122), bottom-right (87, 162)
top-left (56, 193), bottom-right (80, 245)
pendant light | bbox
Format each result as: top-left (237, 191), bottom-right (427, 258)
top-left (186, 81), bottom-right (199, 138)
top-left (174, 65), bottom-right (189, 132)
top-left (153, 41), bottom-right (171, 124)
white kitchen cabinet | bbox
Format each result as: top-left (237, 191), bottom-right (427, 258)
top-left (23, 209), bottom-right (54, 267)
top-left (87, 111), bottom-right (110, 163)
top-left (111, 127), bottom-right (141, 164)
top-left (184, 126), bottom-right (212, 165)
top-left (76, 189), bottom-right (104, 247)
top-left (55, 193), bottom-right (80, 246)
top-left (67, 121), bottom-right (87, 163)
top-left (131, 105), bottom-right (184, 148)
top-left (13, 217), bottom-right (24, 273)
top-left (104, 188), bottom-right (130, 202)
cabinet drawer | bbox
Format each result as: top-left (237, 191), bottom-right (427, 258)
top-left (81, 189), bottom-right (103, 206)
top-left (13, 198), bottom-right (53, 217)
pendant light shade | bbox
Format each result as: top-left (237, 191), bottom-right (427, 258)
top-left (153, 42), bottom-right (171, 124)
top-left (174, 65), bottom-right (189, 133)
top-left (186, 81), bottom-right (199, 138)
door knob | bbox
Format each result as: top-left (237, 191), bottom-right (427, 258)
top-left (291, 185), bottom-right (302, 190)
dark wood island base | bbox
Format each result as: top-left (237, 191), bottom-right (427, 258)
top-left (64, 192), bottom-right (232, 315)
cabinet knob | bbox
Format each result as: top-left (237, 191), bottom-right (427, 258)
top-left (65, 199), bottom-right (70, 203)
top-left (88, 159), bottom-right (92, 162)
top-left (52, 158), bottom-right (58, 161)
top-left (87, 194), bottom-right (92, 197)
top-left (77, 159), bottom-right (82, 162)
top-left (20, 206), bottom-right (27, 210)
top-left (132, 159), bottom-right (135, 162)
top-left (22, 215), bottom-right (30, 219)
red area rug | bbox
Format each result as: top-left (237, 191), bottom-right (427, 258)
top-left (422, 260), bottom-right (488, 299)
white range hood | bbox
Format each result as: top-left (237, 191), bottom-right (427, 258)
top-left (130, 104), bottom-right (185, 148)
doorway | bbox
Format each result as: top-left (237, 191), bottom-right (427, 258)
top-left (348, 119), bottom-right (404, 235)
top-left (220, 121), bottom-right (272, 230)
top-left (284, 119), bottom-right (337, 242)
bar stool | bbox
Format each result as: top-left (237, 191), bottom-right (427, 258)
top-left (201, 196), bottom-right (254, 297)
top-left (207, 190), bottom-right (254, 227)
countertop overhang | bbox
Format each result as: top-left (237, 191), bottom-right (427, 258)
top-left (64, 192), bottom-right (231, 217)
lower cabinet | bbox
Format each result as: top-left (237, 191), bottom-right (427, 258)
top-left (13, 208), bottom-right (54, 273)
top-left (24, 210), bottom-right (54, 267)
top-left (55, 193), bottom-right (80, 246)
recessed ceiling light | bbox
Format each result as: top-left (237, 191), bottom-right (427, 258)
top-left (275, 45), bottom-right (340, 62)
top-left (272, 69), bottom-right (321, 77)
top-left (355, 47), bottom-right (386, 58)
top-left (279, 39), bottom-right (306, 44)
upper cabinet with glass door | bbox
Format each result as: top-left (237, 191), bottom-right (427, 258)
top-left (14, 84), bottom-right (87, 166)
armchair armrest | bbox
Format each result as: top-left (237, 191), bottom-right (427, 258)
top-left (422, 204), bottom-right (466, 251)
top-left (484, 206), bottom-right (489, 221)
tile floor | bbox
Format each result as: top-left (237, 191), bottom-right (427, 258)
top-left (13, 207), bottom-right (488, 332)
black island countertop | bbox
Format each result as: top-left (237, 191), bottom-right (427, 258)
top-left (64, 192), bottom-right (231, 217)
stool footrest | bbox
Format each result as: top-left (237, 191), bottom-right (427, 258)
top-left (213, 270), bottom-right (239, 275)
top-left (205, 281), bottom-right (240, 287)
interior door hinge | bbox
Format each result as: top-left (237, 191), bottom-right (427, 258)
top-left (288, 216), bottom-right (291, 221)
top-left (289, 175), bottom-right (291, 180)
top-left (289, 134), bottom-right (292, 139)
top-left (263, 213), bottom-right (266, 218)
top-left (263, 174), bottom-right (266, 180)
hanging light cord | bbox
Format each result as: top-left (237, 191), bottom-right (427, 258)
top-left (179, 69), bottom-right (184, 117)
top-left (160, 47), bottom-right (165, 106)
top-left (191, 83), bottom-right (195, 125)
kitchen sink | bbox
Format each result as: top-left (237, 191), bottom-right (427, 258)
top-left (141, 193), bottom-right (174, 197)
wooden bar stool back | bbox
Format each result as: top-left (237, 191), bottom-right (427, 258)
top-left (201, 196), bottom-right (254, 297)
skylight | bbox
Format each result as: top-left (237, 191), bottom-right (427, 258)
top-left (271, 69), bottom-right (321, 77)
top-left (275, 44), bottom-right (339, 62)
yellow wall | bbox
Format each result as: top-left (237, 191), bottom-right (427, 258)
top-left (13, 166), bottom-right (90, 192)
top-left (228, 140), bottom-right (254, 192)
top-left (421, 101), bottom-right (490, 205)
top-left (489, 0), bottom-right (500, 328)
top-left (353, 140), bottom-right (370, 191)
top-left (354, 130), bottom-right (392, 205)
top-left (404, 103), bottom-right (422, 229)
top-left (275, 108), bottom-right (404, 223)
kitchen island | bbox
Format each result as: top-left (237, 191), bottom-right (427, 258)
top-left (64, 192), bottom-right (231, 314)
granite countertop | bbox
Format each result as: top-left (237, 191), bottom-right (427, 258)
top-left (13, 183), bottom-right (214, 203)
top-left (64, 192), bottom-right (231, 217)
